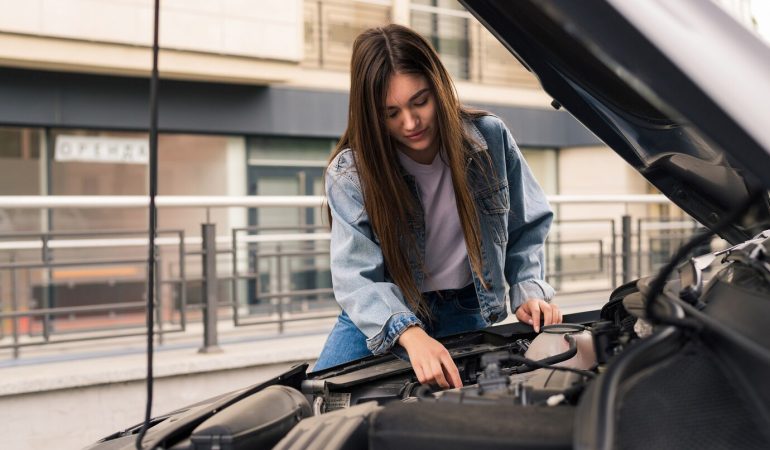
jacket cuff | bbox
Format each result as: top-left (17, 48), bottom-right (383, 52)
top-left (365, 312), bottom-right (423, 355)
top-left (510, 279), bottom-right (555, 312)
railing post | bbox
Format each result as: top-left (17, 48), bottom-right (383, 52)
top-left (199, 223), bottom-right (222, 354)
top-left (178, 230), bottom-right (187, 330)
top-left (11, 257), bottom-right (20, 359)
top-left (154, 253), bottom-right (163, 346)
top-left (276, 243), bottom-right (284, 334)
top-left (231, 228), bottom-right (240, 326)
top-left (41, 235), bottom-right (53, 342)
top-left (610, 219), bottom-right (617, 287)
top-left (622, 215), bottom-right (632, 283)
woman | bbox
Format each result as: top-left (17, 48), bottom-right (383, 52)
top-left (314, 24), bottom-right (561, 388)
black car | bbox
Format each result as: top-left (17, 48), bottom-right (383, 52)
top-left (87, 1), bottom-right (770, 449)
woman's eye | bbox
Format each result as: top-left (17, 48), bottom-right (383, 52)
top-left (414, 97), bottom-right (428, 106)
top-left (387, 111), bottom-right (399, 119)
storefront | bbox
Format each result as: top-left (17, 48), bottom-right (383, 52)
top-left (0, 66), bottom-right (597, 229)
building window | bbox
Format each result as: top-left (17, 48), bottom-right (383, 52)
top-left (46, 129), bottom-right (245, 235)
top-left (303, 0), bottom-right (392, 70)
top-left (411, 0), bottom-right (471, 80)
top-left (248, 136), bottom-right (334, 229)
top-left (246, 136), bottom-right (335, 300)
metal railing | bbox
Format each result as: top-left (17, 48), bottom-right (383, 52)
top-left (231, 225), bottom-right (334, 331)
top-left (546, 218), bottom-right (617, 288)
top-left (0, 229), bottom-right (187, 358)
top-left (0, 194), bottom-right (702, 359)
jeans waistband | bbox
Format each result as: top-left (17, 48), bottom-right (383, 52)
top-left (427, 283), bottom-right (476, 300)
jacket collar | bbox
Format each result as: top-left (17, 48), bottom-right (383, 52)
top-left (464, 119), bottom-right (488, 153)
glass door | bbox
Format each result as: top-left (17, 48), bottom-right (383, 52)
top-left (246, 166), bottom-right (330, 309)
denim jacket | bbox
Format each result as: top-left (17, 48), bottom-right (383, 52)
top-left (325, 114), bottom-right (554, 356)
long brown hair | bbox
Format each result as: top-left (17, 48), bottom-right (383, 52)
top-left (328, 24), bottom-right (489, 319)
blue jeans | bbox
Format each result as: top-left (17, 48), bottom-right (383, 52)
top-left (313, 284), bottom-right (486, 371)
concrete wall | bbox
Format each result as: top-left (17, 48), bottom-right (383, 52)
top-left (0, 0), bottom-right (303, 62)
top-left (2, 362), bottom-right (304, 450)
top-left (0, 322), bottom-right (331, 450)
top-left (557, 144), bottom-right (651, 225)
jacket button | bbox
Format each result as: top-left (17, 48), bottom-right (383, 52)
top-left (489, 313), bottom-right (499, 322)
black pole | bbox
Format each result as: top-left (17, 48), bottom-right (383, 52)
top-left (136, 0), bottom-right (160, 448)
top-left (622, 215), bottom-right (632, 284)
top-left (200, 223), bottom-right (222, 353)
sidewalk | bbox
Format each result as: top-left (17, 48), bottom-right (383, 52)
top-left (0, 317), bottom-right (338, 450)
top-left (0, 290), bottom-right (608, 396)
top-left (0, 315), bottom-right (336, 395)
top-left (0, 291), bottom-right (608, 450)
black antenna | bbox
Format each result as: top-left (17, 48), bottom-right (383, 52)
top-left (136, 0), bottom-right (160, 448)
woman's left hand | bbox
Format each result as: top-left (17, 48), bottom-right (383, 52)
top-left (515, 299), bottom-right (562, 332)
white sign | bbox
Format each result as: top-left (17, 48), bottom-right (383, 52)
top-left (55, 135), bottom-right (149, 164)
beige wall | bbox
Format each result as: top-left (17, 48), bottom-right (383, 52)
top-left (0, 0), bottom-right (303, 62)
top-left (558, 145), bottom-right (650, 221)
top-left (0, 0), bottom-right (554, 108)
top-left (0, 361), bottom-right (309, 450)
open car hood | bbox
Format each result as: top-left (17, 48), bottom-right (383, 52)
top-left (460, 0), bottom-right (770, 243)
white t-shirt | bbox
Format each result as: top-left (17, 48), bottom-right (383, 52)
top-left (397, 149), bottom-right (473, 292)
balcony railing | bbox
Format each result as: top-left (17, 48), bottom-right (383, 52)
top-left (302, 0), bottom-right (540, 88)
top-left (0, 194), bottom-right (706, 359)
top-left (304, 0), bottom-right (392, 71)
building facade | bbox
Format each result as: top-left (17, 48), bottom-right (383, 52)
top-left (12, 0), bottom-right (758, 312)
top-left (0, 0), bottom-right (616, 236)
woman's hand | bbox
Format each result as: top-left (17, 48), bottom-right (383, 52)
top-left (515, 299), bottom-right (562, 332)
top-left (397, 326), bottom-right (463, 389)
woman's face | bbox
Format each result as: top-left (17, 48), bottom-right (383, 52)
top-left (384, 72), bottom-right (438, 163)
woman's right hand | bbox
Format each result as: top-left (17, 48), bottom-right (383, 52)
top-left (397, 326), bottom-right (463, 389)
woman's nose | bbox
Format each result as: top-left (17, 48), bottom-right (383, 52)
top-left (404, 110), bottom-right (419, 131)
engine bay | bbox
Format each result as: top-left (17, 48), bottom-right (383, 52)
top-left (304, 315), bottom-right (622, 413)
top-left (268, 234), bottom-right (770, 450)
top-left (106, 233), bottom-right (770, 450)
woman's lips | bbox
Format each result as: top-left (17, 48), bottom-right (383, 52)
top-left (405, 129), bottom-right (426, 140)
